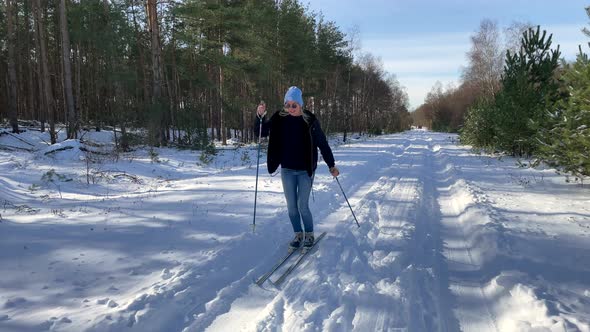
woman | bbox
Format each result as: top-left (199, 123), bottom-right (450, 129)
top-left (256, 86), bottom-right (340, 252)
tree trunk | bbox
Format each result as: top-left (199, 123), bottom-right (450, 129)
top-left (27, 48), bottom-right (36, 123)
top-left (169, 14), bottom-right (179, 143)
top-left (33, 0), bottom-right (56, 143)
top-left (58, 0), bottom-right (76, 139)
top-left (147, 0), bottom-right (166, 146)
top-left (147, 0), bottom-right (162, 101)
top-left (218, 16), bottom-right (226, 145)
top-left (343, 66), bottom-right (351, 142)
top-left (6, 0), bottom-right (19, 133)
top-left (24, 1), bottom-right (37, 123)
top-left (219, 66), bottom-right (226, 145)
top-left (32, 3), bottom-right (45, 132)
top-left (131, 0), bottom-right (149, 108)
top-left (75, 44), bottom-right (81, 127)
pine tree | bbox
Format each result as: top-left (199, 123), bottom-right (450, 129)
top-left (494, 26), bottom-right (561, 156)
top-left (540, 47), bottom-right (590, 182)
top-left (460, 98), bottom-right (497, 149)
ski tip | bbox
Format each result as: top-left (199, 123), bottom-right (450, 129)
top-left (253, 277), bottom-right (269, 288)
top-left (254, 279), bottom-right (280, 292)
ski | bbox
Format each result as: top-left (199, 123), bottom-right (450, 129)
top-left (272, 232), bottom-right (327, 287)
top-left (255, 246), bottom-right (301, 286)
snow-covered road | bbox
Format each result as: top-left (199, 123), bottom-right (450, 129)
top-left (1, 129), bottom-right (589, 331)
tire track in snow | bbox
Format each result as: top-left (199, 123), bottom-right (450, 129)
top-left (310, 132), bottom-right (431, 330)
top-left (189, 132), bottom-right (497, 332)
top-left (263, 131), bottom-right (462, 332)
top-left (392, 134), bottom-right (461, 332)
top-left (434, 138), bottom-right (590, 331)
top-left (430, 137), bottom-right (500, 332)
top-left (299, 133), bottom-right (430, 330)
top-left (196, 134), bottom-right (420, 331)
top-left (344, 174), bottom-right (419, 331)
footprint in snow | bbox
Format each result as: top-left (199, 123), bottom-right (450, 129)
top-left (36, 320), bottom-right (53, 330)
top-left (4, 297), bottom-right (27, 308)
top-left (161, 268), bottom-right (174, 280)
top-left (96, 298), bottom-right (118, 308)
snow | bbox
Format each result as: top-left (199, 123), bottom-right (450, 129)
top-left (1, 128), bottom-right (589, 332)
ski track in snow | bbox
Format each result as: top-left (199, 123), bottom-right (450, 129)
top-left (1, 130), bottom-right (590, 332)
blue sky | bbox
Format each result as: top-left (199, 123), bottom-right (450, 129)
top-left (305, 0), bottom-right (590, 109)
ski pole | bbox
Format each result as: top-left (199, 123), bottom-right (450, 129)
top-left (334, 176), bottom-right (360, 227)
top-left (252, 101), bottom-right (266, 231)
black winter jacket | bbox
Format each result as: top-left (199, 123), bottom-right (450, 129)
top-left (255, 110), bottom-right (335, 177)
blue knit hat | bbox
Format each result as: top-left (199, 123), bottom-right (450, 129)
top-left (284, 86), bottom-right (304, 108)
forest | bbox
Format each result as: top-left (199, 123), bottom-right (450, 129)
top-left (2, 1), bottom-right (588, 180)
top-left (0, 0), bottom-right (411, 150)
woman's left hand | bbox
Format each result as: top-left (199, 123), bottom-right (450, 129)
top-left (329, 166), bottom-right (340, 177)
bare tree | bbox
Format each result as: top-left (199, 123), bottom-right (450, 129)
top-left (504, 21), bottom-right (533, 54)
top-left (343, 24), bottom-right (361, 142)
top-left (462, 19), bottom-right (503, 100)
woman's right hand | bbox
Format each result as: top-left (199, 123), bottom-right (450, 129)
top-left (329, 166), bottom-right (340, 177)
top-left (256, 102), bottom-right (266, 117)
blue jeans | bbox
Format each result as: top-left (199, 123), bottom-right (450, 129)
top-left (280, 168), bottom-right (314, 232)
